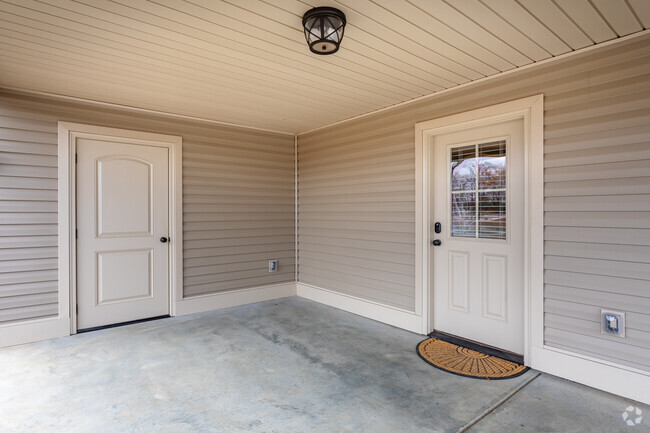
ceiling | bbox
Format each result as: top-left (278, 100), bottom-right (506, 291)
top-left (0, 0), bottom-right (648, 134)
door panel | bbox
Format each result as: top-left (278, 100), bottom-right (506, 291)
top-left (77, 138), bottom-right (169, 330)
top-left (97, 249), bottom-right (152, 304)
top-left (448, 251), bottom-right (469, 312)
top-left (96, 156), bottom-right (152, 237)
top-left (483, 254), bottom-right (507, 321)
top-left (431, 119), bottom-right (524, 354)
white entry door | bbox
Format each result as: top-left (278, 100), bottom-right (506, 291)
top-left (76, 138), bottom-right (170, 330)
top-left (431, 118), bottom-right (524, 354)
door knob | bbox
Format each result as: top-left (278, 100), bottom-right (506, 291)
top-left (160, 237), bottom-right (169, 243)
top-left (432, 239), bottom-right (441, 246)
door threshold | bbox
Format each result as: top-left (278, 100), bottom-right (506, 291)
top-left (77, 315), bottom-right (170, 334)
top-left (429, 330), bottom-right (524, 365)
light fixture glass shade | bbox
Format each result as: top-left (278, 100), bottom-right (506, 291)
top-left (302, 7), bottom-right (346, 55)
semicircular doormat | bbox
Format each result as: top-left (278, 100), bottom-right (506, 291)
top-left (417, 338), bottom-right (528, 380)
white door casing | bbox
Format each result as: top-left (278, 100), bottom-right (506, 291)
top-left (76, 139), bottom-right (169, 330)
top-left (414, 95), bottom-right (544, 366)
top-left (431, 119), bottom-right (524, 354)
top-left (58, 122), bottom-right (182, 334)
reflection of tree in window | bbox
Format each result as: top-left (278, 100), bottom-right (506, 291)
top-left (450, 141), bottom-right (506, 239)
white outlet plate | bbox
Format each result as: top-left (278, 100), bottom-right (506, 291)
top-left (268, 260), bottom-right (278, 272)
top-left (601, 309), bottom-right (625, 338)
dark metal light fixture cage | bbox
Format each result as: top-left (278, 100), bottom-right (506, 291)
top-left (302, 7), bottom-right (347, 55)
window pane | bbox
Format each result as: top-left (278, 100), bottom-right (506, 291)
top-left (451, 145), bottom-right (476, 191)
top-left (451, 192), bottom-right (476, 237)
top-left (478, 191), bottom-right (506, 239)
top-left (478, 140), bottom-right (506, 190)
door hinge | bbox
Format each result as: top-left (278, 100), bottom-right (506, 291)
top-left (76, 304), bottom-right (78, 314)
top-left (75, 229), bottom-right (78, 239)
top-left (75, 153), bottom-right (77, 163)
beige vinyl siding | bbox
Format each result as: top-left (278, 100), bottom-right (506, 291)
top-left (0, 110), bottom-right (58, 324)
top-left (298, 36), bottom-right (650, 370)
top-left (298, 127), bottom-right (416, 310)
top-left (181, 130), bottom-right (295, 296)
top-left (0, 91), bottom-right (295, 325)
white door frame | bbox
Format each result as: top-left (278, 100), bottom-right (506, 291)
top-left (58, 122), bottom-right (183, 334)
top-left (414, 95), bottom-right (544, 364)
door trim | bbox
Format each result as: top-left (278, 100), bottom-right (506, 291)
top-left (58, 122), bottom-right (183, 334)
top-left (415, 95), bottom-right (544, 365)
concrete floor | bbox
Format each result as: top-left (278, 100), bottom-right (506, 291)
top-left (0, 297), bottom-right (647, 433)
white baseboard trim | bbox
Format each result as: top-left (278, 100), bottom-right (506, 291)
top-left (175, 282), bottom-right (297, 316)
top-left (296, 282), bottom-right (424, 334)
top-left (532, 346), bottom-right (650, 405)
top-left (0, 317), bottom-right (70, 348)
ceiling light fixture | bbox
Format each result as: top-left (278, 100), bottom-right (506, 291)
top-left (302, 7), bottom-right (346, 55)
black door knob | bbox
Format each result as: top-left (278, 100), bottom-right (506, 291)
top-left (432, 239), bottom-right (441, 246)
top-left (160, 237), bottom-right (169, 243)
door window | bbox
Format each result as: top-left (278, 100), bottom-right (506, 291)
top-left (450, 140), bottom-right (507, 240)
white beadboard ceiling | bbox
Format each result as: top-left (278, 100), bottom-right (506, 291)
top-left (0, 0), bottom-right (648, 134)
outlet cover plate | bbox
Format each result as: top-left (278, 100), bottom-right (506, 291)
top-left (601, 309), bottom-right (625, 338)
top-left (268, 259), bottom-right (278, 273)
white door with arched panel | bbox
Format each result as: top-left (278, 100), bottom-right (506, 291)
top-left (76, 138), bottom-right (169, 330)
top-left (431, 118), bottom-right (524, 355)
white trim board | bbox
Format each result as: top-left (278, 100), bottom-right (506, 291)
top-left (176, 283), bottom-right (296, 316)
top-left (0, 317), bottom-right (69, 348)
top-left (533, 347), bottom-right (650, 405)
top-left (297, 283), bottom-right (423, 333)
top-left (58, 122), bottom-right (183, 335)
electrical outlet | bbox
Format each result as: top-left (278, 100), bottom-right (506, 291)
top-left (601, 309), bottom-right (625, 338)
top-left (268, 259), bottom-right (278, 273)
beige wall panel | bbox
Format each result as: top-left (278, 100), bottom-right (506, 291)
top-left (545, 212), bottom-right (650, 228)
top-left (545, 273), bottom-right (649, 298)
top-left (546, 299), bottom-right (650, 333)
top-left (545, 241), bottom-right (650, 263)
top-left (545, 227), bottom-right (650, 246)
top-left (546, 328), bottom-right (649, 371)
top-left (545, 178), bottom-right (650, 196)
top-left (183, 243), bottom-right (295, 260)
top-left (298, 36), bottom-right (650, 370)
top-left (0, 303), bottom-right (57, 323)
top-left (0, 91), bottom-right (295, 324)
top-left (545, 160), bottom-right (650, 182)
top-left (546, 313), bottom-right (650, 350)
